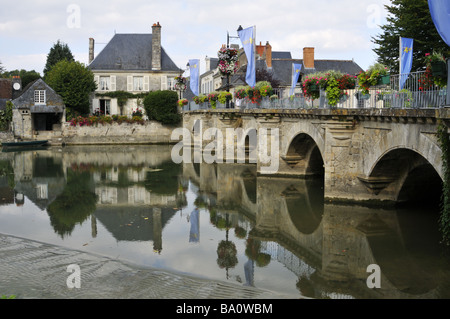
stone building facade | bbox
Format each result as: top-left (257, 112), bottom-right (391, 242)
top-left (11, 78), bottom-right (65, 139)
top-left (88, 22), bottom-right (182, 116)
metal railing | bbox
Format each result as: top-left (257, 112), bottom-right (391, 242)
top-left (183, 70), bottom-right (448, 111)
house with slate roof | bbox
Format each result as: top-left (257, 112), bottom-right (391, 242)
top-left (88, 22), bottom-right (182, 116)
top-left (11, 78), bottom-right (65, 139)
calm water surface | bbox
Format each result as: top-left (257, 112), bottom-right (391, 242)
top-left (0, 145), bottom-right (449, 299)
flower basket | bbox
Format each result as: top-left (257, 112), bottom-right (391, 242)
top-left (431, 61), bottom-right (447, 78)
top-left (177, 99), bottom-right (188, 107)
top-left (377, 74), bottom-right (390, 85)
top-left (218, 47), bottom-right (239, 76)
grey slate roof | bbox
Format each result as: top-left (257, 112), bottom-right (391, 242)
top-left (272, 51), bottom-right (292, 59)
top-left (12, 78), bottom-right (65, 113)
top-left (271, 59), bottom-right (363, 86)
top-left (89, 34), bottom-right (180, 72)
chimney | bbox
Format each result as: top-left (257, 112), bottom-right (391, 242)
top-left (265, 41), bottom-right (272, 68)
top-left (89, 38), bottom-right (95, 64)
top-left (12, 76), bottom-right (22, 99)
top-left (205, 56), bottom-right (211, 72)
top-left (303, 47), bottom-right (315, 69)
top-left (152, 22), bottom-right (162, 71)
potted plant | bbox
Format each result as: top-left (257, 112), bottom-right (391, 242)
top-left (177, 99), bottom-right (188, 107)
top-left (425, 52), bottom-right (447, 81)
top-left (218, 91), bottom-right (232, 105)
top-left (208, 92), bottom-right (219, 109)
top-left (357, 63), bottom-right (389, 94)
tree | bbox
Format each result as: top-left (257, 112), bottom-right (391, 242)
top-left (2, 69), bottom-right (41, 88)
top-left (0, 61), bottom-right (5, 73)
top-left (372, 0), bottom-right (448, 73)
top-left (45, 60), bottom-right (97, 117)
top-left (143, 90), bottom-right (181, 125)
top-left (43, 40), bottom-right (74, 78)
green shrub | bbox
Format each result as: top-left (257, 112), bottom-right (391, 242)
top-left (143, 90), bottom-right (181, 125)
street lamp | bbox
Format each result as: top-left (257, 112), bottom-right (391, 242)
top-left (225, 25), bottom-right (243, 108)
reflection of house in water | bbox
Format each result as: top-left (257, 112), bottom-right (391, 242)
top-left (12, 151), bottom-right (66, 210)
top-left (91, 165), bottom-right (186, 253)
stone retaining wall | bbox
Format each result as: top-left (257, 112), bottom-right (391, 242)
top-left (40, 121), bottom-right (181, 145)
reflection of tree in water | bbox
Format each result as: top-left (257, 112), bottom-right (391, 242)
top-left (144, 161), bottom-right (182, 195)
top-left (245, 238), bottom-right (271, 268)
top-left (47, 170), bottom-right (97, 238)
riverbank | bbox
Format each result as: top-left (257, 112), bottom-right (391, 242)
top-left (0, 233), bottom-right (295, 299)
top-left (0, 121), bottom-right (181, 146)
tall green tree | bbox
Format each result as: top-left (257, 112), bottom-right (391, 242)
top-left (0, 60), bottom-right (5, 73)
top-left (372, 0), bottom-right (448, 72)
top-left (45, 60), bottom-right (97, 117)
top-left (43, 40), bottom-right (74, 78)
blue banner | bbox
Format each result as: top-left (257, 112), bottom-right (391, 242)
top-left (238, 26), bottom-right (256, 88)
top-left (290, 63), bottom-right (302, 96)
top-left (189, 59), bottom-right (200, 96)
top-left (428, 0), bottom-right (450, 46)
top-left (400, 37), bottom-right (414, 90)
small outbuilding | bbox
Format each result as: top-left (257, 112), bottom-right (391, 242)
top-left (11, 78), bottom-right (65, 139)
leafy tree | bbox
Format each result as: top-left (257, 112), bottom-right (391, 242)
top-left (43, 40), bottom-right (74, 78)
top-left (1, 69), bottom-right (41, 88)
top-left (143, 90), bottom-right (181, 125)
top-left (45, 60), bottom-right (97, 117)
top-left (372, 0), bottom-right (448, 72)
top-left (0, 60), bottom-right (5, 73)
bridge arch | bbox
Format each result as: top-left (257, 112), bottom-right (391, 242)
top-left (283, 132), bottom-right (325, 177)
top-left (367, 147), bottom-right (443, 205)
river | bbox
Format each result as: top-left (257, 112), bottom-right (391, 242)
top-left (0, 144), bottom-right (449, 299)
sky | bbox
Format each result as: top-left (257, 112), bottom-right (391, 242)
top-left (0, 0), bottom-right (391, 76)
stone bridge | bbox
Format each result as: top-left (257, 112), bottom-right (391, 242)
top-left (182, 108), bottom-right (450, 205)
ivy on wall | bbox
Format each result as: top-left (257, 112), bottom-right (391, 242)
top-left (438, 120), bottom-right (450, 246)
top-left (95, 91), bottom-right (149, 107)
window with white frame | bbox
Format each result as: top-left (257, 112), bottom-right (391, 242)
top-left (133, 76), bottom-right (143, 91)
top-left (34, 90), bottom-right (46, 105)
top-left (99, 76), bottom-right (110, 91)
top-left (167, 77), bottom-right (175, 91)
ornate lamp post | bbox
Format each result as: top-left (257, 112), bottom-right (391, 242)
top-left (219, 25), bottom-right (243, 108)
top-left (174, 68), bottom-right (187, 100)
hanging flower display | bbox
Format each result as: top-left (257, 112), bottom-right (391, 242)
top-left (174, 76), bottom-right (187, 91)
top-left (217, 47), bottom-right (239, 76)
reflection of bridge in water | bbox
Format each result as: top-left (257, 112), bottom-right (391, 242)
top-left (183, 161), bottom-right (449, 299)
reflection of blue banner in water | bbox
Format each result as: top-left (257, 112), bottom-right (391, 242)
top-left (189, 208), bottom-right (200, 243)
top-left (244, 259), bottom-right (254, 286)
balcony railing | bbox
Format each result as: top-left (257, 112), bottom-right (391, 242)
top-left (183, 70), bottom-right (448, 111)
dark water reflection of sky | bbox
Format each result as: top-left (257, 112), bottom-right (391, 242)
top-left (0, 145), bottom-right (449, 299)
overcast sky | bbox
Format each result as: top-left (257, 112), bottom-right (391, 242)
top-left (0, 0), bottom-right (390, 76)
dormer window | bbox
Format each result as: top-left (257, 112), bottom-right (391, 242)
top-left (34, 90), bottom-right (46, 105)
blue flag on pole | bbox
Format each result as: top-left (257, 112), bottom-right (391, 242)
top-left (400, 37), bottom-right (414, 90)
top-left (189, 59), bottom-right (200, 96)
top-left (238, 26), bottom-right (256, 88)
top-left (428, 0), bottom-right (450, 46)
top-left (290, 63), bottom-right (302, 96)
